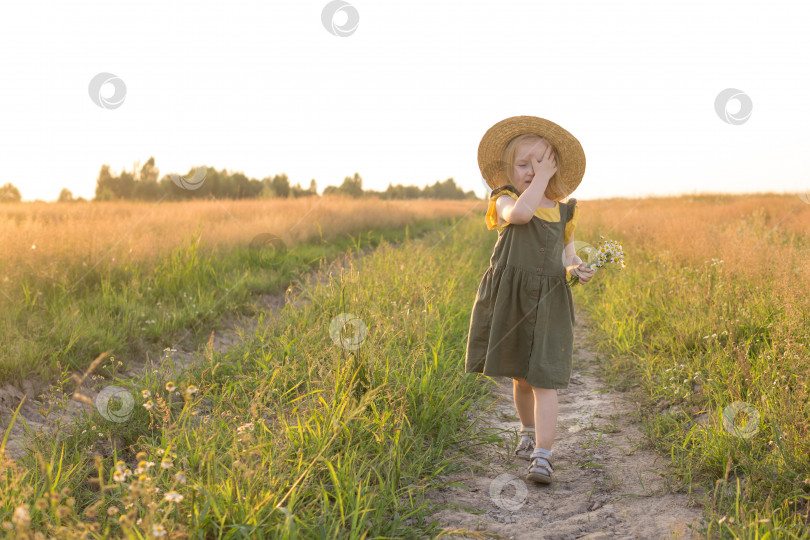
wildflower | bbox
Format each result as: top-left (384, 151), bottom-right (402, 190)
top-left (143, 400), bottom-right (154, 410)
top-left (113, 471), bottom-right (127, 482)
top-left (35, 498), bottom-right (48, 511)
top-left (174, 471), bottom-right (188, 484)
top-left (161, 459), bottom-right (173, 469)
top-left (142, 389), bottom-right (151, 399)
top-left (568, 236), bottom-right (626, 287)
top-left (107, 506), bottom-right (119, 516)
top-left (186, 385), bottom-right (198, 395)
top-left (163, 491), bottom-right (184, 503)
top-left (12, 505), bottom-right (31, 527)
top-left (237, 422), bottom-right (255, 433)
top-left (151, 523), bottom-right (167, 537)
top-left (55, 505), bottom-right (71, 518)
top-left (165, 382), bottom-right (176, 392)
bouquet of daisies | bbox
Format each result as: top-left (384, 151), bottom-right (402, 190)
top-left (567, 235), bottom-right (627, 287)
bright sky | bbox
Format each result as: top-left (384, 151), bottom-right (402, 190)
top-left (1, 0), bottom-right (808, 202)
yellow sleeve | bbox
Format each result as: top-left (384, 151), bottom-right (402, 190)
top-left (485, 191), bottom-right (518, 232)
top-left (564, 204), bottom-right (579, 244)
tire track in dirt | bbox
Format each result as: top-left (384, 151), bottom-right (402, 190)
top-left (422, 308), bottom-right (709, 540)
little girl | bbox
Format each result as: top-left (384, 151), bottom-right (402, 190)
top-left (465, 116), bottom-right (595, 484)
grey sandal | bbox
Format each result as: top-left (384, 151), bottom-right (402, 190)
top-left (527, 447), bottom-right (554, 484)
top-left (514, 433), bottom-right (535, 460)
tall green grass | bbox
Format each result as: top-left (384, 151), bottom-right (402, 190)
top-left (1, 214), bottom-right (506, 538)
top-left (7, 193), bottom-right (808, 538)
top-left (574, 195), bottom-right (810, 538)
top-left (0, 218), bottom-right (447, 386)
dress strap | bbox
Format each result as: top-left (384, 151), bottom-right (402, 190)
top-left (490, 184), bottom-right (520, 199)
top-left (565, 198), bottom-right (577, 223)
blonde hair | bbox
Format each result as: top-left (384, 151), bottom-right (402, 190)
top-left (501, 134), bottom-right (568, 202)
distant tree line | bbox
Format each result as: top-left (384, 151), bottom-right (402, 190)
top-left (0, 157), bottom-right (479, 202)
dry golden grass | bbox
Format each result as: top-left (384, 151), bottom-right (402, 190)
top-left (578, 192), bottom-right (810, 276)
top-left (0, 195), bottom-right (483, 290)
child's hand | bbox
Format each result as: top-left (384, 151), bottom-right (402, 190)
top-left (573, 263), bottom-right (596, 284)
top-left (529, 144), bottom-right (558, 185)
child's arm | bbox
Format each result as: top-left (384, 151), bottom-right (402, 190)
top-left (563, 235), bottom-right (581, 269)
top-left (564, 232), bottom-right (597, 283)
top-left (496, 195), bottom-right (520, 227)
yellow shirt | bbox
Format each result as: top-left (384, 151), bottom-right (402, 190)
top-left (485, 189), bottom-right (579, 244)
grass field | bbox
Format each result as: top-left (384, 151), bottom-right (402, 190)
top-left (575, 192), bottom-right (810, 537)
top-left (0, 196), bottom-right (478, 386)
top-left (2, 192), bottom-right (809, 538)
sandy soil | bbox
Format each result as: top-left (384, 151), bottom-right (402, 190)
top-left (420, 309), bottom-right (710, 540)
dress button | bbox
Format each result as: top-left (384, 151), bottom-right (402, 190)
top-left (536, 267), bottom-right (541, 272)
top-left (530, 290), bottom-right (538, 297)
top-left (539, 247), bottom-right (545, 252)
top-left (542, 223), bottom-right (547, 228)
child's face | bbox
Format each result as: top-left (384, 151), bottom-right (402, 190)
top-left (513, 139), bottom-right (552, 193)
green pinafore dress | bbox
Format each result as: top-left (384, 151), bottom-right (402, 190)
top-left (465, 185), bottom-right (577, 389)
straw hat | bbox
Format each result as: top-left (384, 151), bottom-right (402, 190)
top-left (478, 115), bottom-right (586, 201)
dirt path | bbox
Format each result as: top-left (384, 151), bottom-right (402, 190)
top-left (422, 308), bottom-right (708, 540)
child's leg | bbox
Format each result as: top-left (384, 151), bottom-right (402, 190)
top-left (512, 377), bottom-right (535, 428)
top-left (531, 387), bottom-right (558, 451)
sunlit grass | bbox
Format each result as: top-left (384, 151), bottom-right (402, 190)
top-left (574, 192), bottom-right (810, 537)
top-left (4, 192), bottom-right (809, 537)
top-left (1, 212), bottom-right (501, 538)
top-left (0, 196), bottom-right (480, 386)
